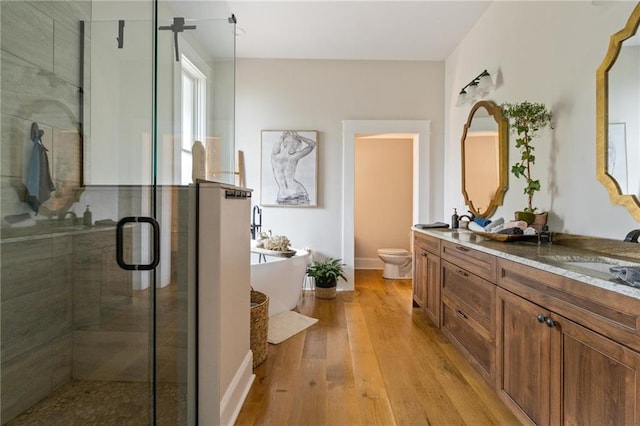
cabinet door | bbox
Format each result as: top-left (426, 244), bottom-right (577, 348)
top-left (424, 253), bottom-right (441, 326)
top-left (497, 288), bottom-right (553, 426)
top-left (412, 244), bottom-right (428, 309)
top-left (560, 318), bottom-right (640, 425)
top-left (412, 245), bottom-right (441, 327)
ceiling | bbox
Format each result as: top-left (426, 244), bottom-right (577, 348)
top-left (227, 1), bottom-right (492, 61)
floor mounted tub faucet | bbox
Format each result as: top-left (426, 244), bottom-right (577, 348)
top-left (251, 205), bottom-right (262, 239)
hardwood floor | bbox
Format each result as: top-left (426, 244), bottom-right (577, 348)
top-left (235, 269), bottom-right (519, 425)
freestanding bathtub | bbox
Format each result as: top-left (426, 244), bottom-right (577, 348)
top-left (250, 248), bottom-right (312, 317)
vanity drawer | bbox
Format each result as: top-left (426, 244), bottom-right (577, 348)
top-left (498, 258), bottom-right (640, 353)
top-left (441, 241), bottom-right (497, 282)
top-left (442, 299), bottom-right (495, 383)
top-left (414, 231), bottom-right (440, 255)
top-left (442, 260), bottom-right (495, 334)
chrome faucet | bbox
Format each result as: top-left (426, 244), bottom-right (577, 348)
top-left (458, 211), bottom-right (475, 222)
top-left (251, 205), bottom-right (262, 239)
top-left (58, 210), bottom-right (77, 223)
top-left (624, 229), bottom-right (640, 243)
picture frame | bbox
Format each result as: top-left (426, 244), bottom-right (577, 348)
top-left (608, 122), bottom-right (628, 193)
top-left (260, 130), bottom-right (318, 207)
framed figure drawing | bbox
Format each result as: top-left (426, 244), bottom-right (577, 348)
top-left (260, 130), bottom-right (318, 207)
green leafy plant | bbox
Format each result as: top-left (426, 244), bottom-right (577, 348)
top-left (306, 258), bottom-right (347, 288)
top-left (501, 101), bottom-right (553, 212)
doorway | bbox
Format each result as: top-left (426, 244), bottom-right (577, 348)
top-left (355, 135), bottom-right (414, 270)
top-left (342, 120), bottom-right (431, 289)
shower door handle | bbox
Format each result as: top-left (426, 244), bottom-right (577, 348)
top-left (116, 216), bottom-right (160, 271)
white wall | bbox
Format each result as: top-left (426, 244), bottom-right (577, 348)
top-left (355, 137), bottom-right (413, 266)
top-left (236, 59), bottom-right (444, 265)
top-left (445, 1), bottom-right (640, 239)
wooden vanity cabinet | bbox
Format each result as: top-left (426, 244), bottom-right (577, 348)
top-left (440, 242), bottom-right (497, 384)
top-left (441, 240), bottom-right (497, 282)
top-left (413, 233), bottom-right (640, 425)
top-left (412, 232), bottom-right (441, 326)
top-left (496, 287), bottom-right (554, 425)
top-left (497, 260), bottom-right (640, 426)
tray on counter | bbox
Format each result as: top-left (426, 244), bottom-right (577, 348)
top-left (472, 230), bottom-right (538, 242)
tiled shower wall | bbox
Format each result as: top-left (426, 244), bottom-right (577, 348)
top-left (1, 1), bottom-right (90, 422)
top-left (1, 0), bottom-right (88, 217)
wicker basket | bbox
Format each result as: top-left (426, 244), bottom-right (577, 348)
top-left (315, 286), bottom-right (337, 299)
top-left (250, 290), bottom-right (269, 368)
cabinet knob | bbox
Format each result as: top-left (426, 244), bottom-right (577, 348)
top-left (536, 314), bottom-right (557, 328)
top-left (421, 252), bottom-right (427, 257)
top-left (545, 317), bottom-right (556, 328)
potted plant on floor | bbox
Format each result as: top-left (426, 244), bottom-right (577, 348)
top-left (501, 101), bottom-right (553, 229)
top-left (306, 257), bottom-right (347, 299)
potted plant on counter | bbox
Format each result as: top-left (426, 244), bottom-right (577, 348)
top-left (501, 101), bottom-right (553, 229)
top-left (306, 257), bottom-right (347, 299)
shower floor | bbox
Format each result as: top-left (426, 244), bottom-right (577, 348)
top-left (6, 380), bottom-right (186, 425)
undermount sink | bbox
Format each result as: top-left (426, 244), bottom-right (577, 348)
top-left (540, 254), bottom-right (640, 274)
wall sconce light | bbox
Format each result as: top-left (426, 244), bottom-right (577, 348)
top-left (456, 70), bottom-right (494, 107)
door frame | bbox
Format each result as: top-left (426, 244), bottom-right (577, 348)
top-left (342, 120), bottom-right (431, 288)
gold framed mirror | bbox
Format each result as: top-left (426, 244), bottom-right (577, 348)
top-left (461, 100), bottom-right (508, 218)
top-left (597, 3), bottom-right (640, 221)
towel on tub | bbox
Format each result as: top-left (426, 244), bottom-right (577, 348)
top-left (24, 123), bottom-right (55, 214)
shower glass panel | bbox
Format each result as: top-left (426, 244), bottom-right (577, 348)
top-left (155, 1), bottom-right (237, 187)
top-left (154, 2), bottom-right (236, 423)
top-left (0, 0), bottom-right (159, 422)
top-left (0, 0), bottom-right (234, 423)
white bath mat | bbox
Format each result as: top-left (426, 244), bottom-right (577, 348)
top-left (268, 311), bottom-right (318, 344)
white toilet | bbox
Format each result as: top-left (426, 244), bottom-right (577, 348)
top-left (377, 248), bottom-right (413, 279)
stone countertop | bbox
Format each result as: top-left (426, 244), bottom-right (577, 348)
top-left (1, 223), bottom-right (117, 244)
top-left (413, 227), bottom-right (640, 301)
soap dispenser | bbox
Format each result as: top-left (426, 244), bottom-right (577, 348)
top-left (451, 208), bottom-right (459, 229)
top-left (538, 225), bottom-right (552, 244)
top-left (83, 205), bottom-right (92, 226)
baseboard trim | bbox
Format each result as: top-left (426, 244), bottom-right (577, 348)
top-left (220, 351), bottom-right (255, 426)
top-left (355, 257), bottom-right (384, 270)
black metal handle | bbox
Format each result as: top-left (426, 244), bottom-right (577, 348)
top-left (455, 245), bottom-right (469, 252)
top-left (537, 314), bottom-right (545, 323)
top-left (117, 20), bottom-right (125, 48)
top-left (456, 309), bottom-right (467, 319)
top-left (116, 216), bottom-right (160, 271)
top-left (456, 269), bottom-right (468, 277)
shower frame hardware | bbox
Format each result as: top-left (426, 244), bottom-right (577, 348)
top-left (115, 216), bottom-right (161, 271)
top-left (117, 20), bottom-right (125, 48)
top-left (159, 17), bottom-right (196, 62)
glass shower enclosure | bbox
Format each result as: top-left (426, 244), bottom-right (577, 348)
top-left (0, 0), bottom-right (236, 423)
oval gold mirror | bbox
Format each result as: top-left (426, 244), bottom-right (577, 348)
top-left (597, 3), bottom-right (640, 221)
top-left (461, 100), bottom-right (508, 218)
